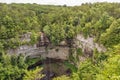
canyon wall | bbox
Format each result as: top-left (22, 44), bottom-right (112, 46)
top-left (7, 33), bottom-right (106, 60)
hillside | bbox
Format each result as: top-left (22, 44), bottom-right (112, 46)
top-left (0, 2), bottom-right (120, 80)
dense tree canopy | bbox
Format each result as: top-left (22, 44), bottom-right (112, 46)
top-left (0, 2), bottom-right (120, 80)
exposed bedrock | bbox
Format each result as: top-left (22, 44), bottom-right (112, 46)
top-left (7, 45), bottom-right (69, 60)
top-left (7, 33), bottom-right (106, 60)
top-left (75, 34), bottom-right (106, 56)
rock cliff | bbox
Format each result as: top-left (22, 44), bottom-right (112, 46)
top-left (7, 33), bottom-right (106, 60)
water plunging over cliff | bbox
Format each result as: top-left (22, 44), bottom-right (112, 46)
top-left (7, 33), bottom-right (106, 60)
top-left (7, 33), bottom-right (107, 80)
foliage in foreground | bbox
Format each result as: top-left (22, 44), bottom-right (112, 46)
top-left (54, 44), bottom-right (120, 80)
top-left (0, 53), bottom-right (27, 80)
top-left (23, 67), bottom-right (44, 80)
top-left (0, 2), bottom-right (120, 80)
top-left (0, 52), bottom-right (44, 80)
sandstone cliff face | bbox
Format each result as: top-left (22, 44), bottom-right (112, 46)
top-left (7, 33), bottom-right (106, 60)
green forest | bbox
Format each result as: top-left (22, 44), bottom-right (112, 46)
top-left (0, 2), bottom-right (120, 80)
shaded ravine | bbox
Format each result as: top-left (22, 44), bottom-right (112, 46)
top-left (7, 33), bottom-right (107, 80)
top-left (28, 58), bottom-right (71, 80)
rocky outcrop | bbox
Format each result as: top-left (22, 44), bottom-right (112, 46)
top-left (7, 33), bottom-right (106, 60)
top-left (7, 32), bottom-right (69, 60)
top-left (75, 34), bottom-right (106, 56)
top-left (19, 32), bottom-right (31, 42)
top-left (7, 44), bottom-right (69, 60)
